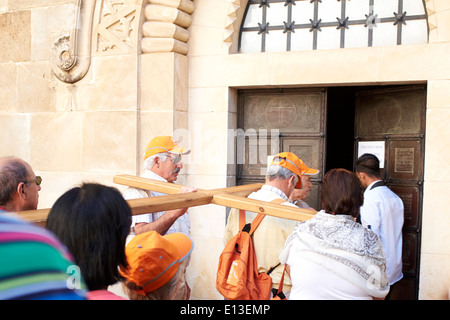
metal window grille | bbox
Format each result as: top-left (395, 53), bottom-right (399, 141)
top-left (239, 0), bottom-right (428, 53)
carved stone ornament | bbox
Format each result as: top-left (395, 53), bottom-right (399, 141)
top-left (51, 0), bottom-right (96, 84)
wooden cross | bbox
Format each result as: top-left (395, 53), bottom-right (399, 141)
top-left (16, 174), bottom-right (317, 227)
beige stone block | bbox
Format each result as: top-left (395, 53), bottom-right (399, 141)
top-left (434, 0), bottom-right (450, 11)
top-left (0, 62), bottom-right (17, 111)
top-left (0, 114), bottom-right (30, 159)
top-left (427, 80), bottom-right (450, 108)
top-left (174, 110), bottom-right (188, 130)
top-left (190, 0), bottom-right (230, 28)
top-left (76, 55), bottom-right (138, 111)
top-left (35, 171), bottom-right (82, 209)
top-left (0, 0), bottom-right (7, 13)
top-left (174, 53), bottom-right (188, 111)
top-left (140, 52), bottom-right (188, 111)
top-left (188, 25), bottom-right (230, 56)
top-left (434, 9), bottom-right (450, 42)
top-left (17, 61), bottom-right (54, 113)
top-left (419, 253), bottom-right (450, 299)
top-left (8, 0), bottom-right (73, 11)
top-left (31, 4), bottom-right (78, 62)
top-left (36, 171), bottom-right (127, 209)
top-left (30, 112), bottom-right (82, 172)
top-left (379, 43), bottom-right (450, 82)
top-left (145, 4), bottom-right (192, 28)
top-left (421, 181), bottom-right (450, 254)
top-left (187, 235), bottom-right (225, 300)
top-left (82, 111), bottom-right (137, 172)
top-left (149, 0), bottom-right (194, 14)
top-left (187, 112), bottom-right (230, 174)
top-left (268, 46), bottom-right (383, 85)
top-left (189, 53), bottom-right (271, 88)
top-left (141, 37), bottom-right (189, 55)
top-left (424, 108), bottom-right (450, 182)
top-left (142, 21), bottom-right (189, 42)
top-left (189, 87), bottom-right (230, 113)
top-left (141, 53), bottom-right (175, 110)
top-left (139, 109), bottom-right (174, 149)
top-left (189, 204), bottom-right (227, 238)
top-left (0, 10), bottom-right (31, 63)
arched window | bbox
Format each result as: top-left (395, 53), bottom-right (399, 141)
top-left (239, 0), bottom-right (428, 53)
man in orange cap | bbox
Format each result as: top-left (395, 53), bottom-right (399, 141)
top-left (123, 136), bottom-right (197, 236)
top-left (224, 152), bottom-right (318, 298)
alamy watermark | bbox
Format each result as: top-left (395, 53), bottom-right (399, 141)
top-left (170, 125), bottom-right (280, 167)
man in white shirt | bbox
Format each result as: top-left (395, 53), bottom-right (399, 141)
top-left (356, 153), bottom-right (404, 292)
top-left (224, 152), bottom-right (319, 295)
top-left (123, 136), bottom-right (197, 236)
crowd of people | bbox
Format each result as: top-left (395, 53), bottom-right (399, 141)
top-left (0, 135), bottom-right (404, 300)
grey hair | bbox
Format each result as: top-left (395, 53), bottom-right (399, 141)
top-left (0, 157), bottom-right (29, 206)
top-left (143, 152), bottom-right (169, 170)
top-left (266, 165), bottom-right (299, 186)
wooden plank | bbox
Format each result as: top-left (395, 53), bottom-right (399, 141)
top-left (16, 208), bottom-right (50, 228)
top-left (16, 176), bottom-right (315, 225)
top-left (113, 174), bottom-right (263, 197)
top-left (113, 174), bottom-right (183, 194)
top-left (212, 193), bottom-right (317, 222)
top-left (127, 191), bottom-right (213, 215)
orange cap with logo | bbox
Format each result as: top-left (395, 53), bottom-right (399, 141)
top-left (144, 136), bottom-right (191, 160)
top-left (270, 152), bottom-right (319, 189)
top-left (120, 231), bottom-right (193, 296)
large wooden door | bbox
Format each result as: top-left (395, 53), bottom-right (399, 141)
top-left (237, 88), bottom-right (327, 210)
top-left (354, 85), bottom-right (426, 300)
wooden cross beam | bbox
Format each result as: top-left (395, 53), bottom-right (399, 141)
top-left (113, 174), bottom-right (317, 221)
top-left (16, 174), bottom-right (317, 227)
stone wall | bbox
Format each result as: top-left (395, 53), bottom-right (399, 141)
top-left (1, 0), bottom-right (449, 300)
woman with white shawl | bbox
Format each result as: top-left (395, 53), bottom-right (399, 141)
top-left (279, 169), bottom-right (390, 300)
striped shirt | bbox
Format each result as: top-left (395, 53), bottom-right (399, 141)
top-left (0, 214), bottom-right (87, 300)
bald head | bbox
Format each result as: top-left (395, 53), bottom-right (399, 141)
top-left (0, 157), bottom-right (40, 212)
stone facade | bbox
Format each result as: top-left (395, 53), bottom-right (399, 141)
top-left (0, 0), bottom-right (449, 299)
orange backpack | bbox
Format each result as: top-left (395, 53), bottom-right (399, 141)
top-left (216, 209), bottom-right (273, 300)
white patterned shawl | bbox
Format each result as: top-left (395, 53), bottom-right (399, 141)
top-left (280, 210), bottom-right (390, 298)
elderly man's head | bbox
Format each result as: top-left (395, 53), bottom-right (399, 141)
top-left (144, 152), bottom-right (183, 183)
top-left (143, 136), bottom-right (190, 183)
top-left (266, 152), bottom-right (319, 198)
top-left (0, 157), bottom-right (41, 212)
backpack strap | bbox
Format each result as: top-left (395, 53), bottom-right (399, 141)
top-left (271, 265), bottom-right (287, 300)
top-left (239, 210), bottom-right (264, 236)
top-left (238, 198), bottom-right (286, 235)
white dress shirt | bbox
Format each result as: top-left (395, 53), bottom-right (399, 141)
top-left (122, 170), bottom-right (190, 236)
top-left (360, 180), bottom-right (404, 285)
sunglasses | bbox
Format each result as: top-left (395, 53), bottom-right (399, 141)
top-left (167, 154), bottom-right (182, 164)
top-left (23, 176), bottom-right (42, 186)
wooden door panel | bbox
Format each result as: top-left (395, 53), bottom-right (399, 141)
top-left (355, 85), bottom-right (425, 300)
top-left (355, 87), bottom-right (425, 136)
top-left (242, 92), bottom-right (324, 133)
top-left (388, 139), bottom-right (423, 181)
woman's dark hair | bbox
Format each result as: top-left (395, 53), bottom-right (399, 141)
top-left (320, 168), bottom-right (363, 218)
top-left (46, 183), bottom-right (132, 291)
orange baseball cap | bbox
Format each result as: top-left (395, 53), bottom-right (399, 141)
top-left (270, 152), bottom-right (319, 188)
top-left (120, 231), bottom-right (193, 296)
top-left (144, 136), bottom-right (191, 159)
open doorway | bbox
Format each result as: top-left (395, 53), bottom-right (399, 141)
top-left (325, 87), bottom-right (356, 172)
top-left (325, 84), bottom-right (426, 300)
top-left (237, 84), bottom-right (426, 299)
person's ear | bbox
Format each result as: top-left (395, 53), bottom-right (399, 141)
top-left (17, 182), bottom-right (27, 200)
top-left (288, 175), bottom-right (296, 189)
